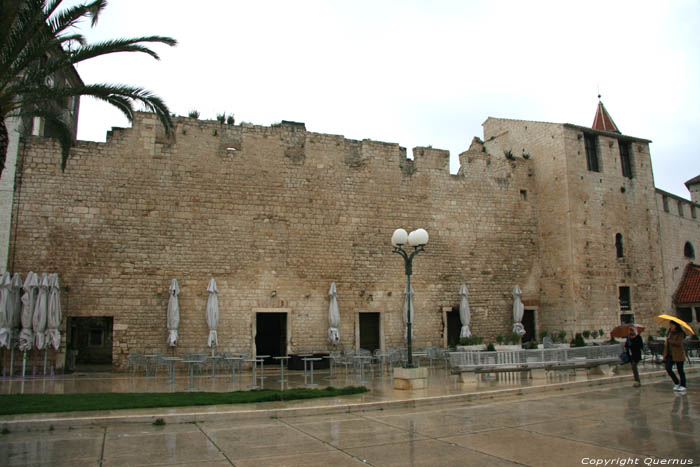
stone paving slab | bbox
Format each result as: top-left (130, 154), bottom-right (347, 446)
top-left (1, 368), bottom-right (699, 466)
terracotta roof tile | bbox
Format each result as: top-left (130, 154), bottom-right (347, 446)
top-left (674, 263), bottom-right (700, 304)
top-left (592, 100), bottom-right (620, 133)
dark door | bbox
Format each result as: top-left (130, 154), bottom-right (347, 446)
top-left (66, 316), bottom-right (113, 371)
top-left (359, 312), bottom-right (380, 352)
top-left (522, 309), bottom-right (536, 343)
top-left (447, 307), bottom-right (461, 347)
top-left (256, 313), bottom-right (287, 363)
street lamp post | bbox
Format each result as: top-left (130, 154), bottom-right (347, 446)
top-left (391, 228), bottom-right (429, 369)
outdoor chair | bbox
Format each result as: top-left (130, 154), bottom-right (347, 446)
top-left (127, 353), bottom-right (147, 375)
top-left (338, 350), bottom-right (355, 375)
top-left (154, 353), bottom-right (169, 378)
top-left (684, 340), bottom-right (699, 365)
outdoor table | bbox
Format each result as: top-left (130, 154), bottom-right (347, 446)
top-left (354, 355), bottom-right (373, 384)
top-left (256, 355), bottom-right (270, 381)
top-left (303, 357), bottom-right (322, 387)
top-left (182, 359), bottom-right (201, 391)
top-left (207, 355), bottom-right (222, 378)
top-left (323, 355), bottom-right (335, 380)
top-left (298, 353), bottom-right (312, 378)
top-left (245, 359), bottom-right (260, 389)
top-left (224, 356), bottom-right (242, 383)
top-left (273, 356), bottom-right (290, 383)
top-left (163, 356), bottom-right (182, 385)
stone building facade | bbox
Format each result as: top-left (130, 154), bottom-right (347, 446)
top-left (5, 107), bottom-right (700, 370)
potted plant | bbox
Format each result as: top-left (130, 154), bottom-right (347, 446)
top-left (456, 336), bottom-right (486, 351)
top-left (495, 333), bottom-right (522, 350)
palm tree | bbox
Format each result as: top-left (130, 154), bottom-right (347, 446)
top-left (0, 0), bottom-right (177, 177)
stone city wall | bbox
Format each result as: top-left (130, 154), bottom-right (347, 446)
top-left (10, 113), bottom-right (539, 369)
top-left (481, 118), bottom-right (665, 335)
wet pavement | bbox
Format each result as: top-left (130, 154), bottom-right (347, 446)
top-left (0, 363), bottom-right (699, 466)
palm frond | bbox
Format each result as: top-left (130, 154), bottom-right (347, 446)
top-left (68, 36), bottom-right (177, 63)
top-left (47, 0), bottom-right (107, 37)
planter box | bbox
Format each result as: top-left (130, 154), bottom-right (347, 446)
top-left (456, 344), bottom-right (486, 351)
top-left (494, 344), bottom-right (522, 351)
top-left (393, 367), bottom-right (429, 390)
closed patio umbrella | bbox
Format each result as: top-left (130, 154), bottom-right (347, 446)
top-left (403, 283), bottom-right (414, 340)
top-left (33, 274), bottom-right (49, 351)
top-left (0, 272), bottom-right (10, 376)
top-left (512, 285), bottom-right (526, 337)
top-left (0, 272), bottom-right (10, 349)
top-left (9, 273), bottom-right (23, 376)
top-left (328, 282), bottom-right (340, 345)
top-left (10, 273), bottom-right (22, 339)
top-left (19, 272), bottom-right (38, 376)
top-left (33, 273), bottom-right (49, 375)
top-left (206, 278), bottom-right (219, 352)
top-left (46, 274), bottom-right (62, 350)
top-left (19, 272), bottom-right (38, 352)
top-left (459, 284), bottom-right (472, 339)
top-left (167, 279), bottom-right (180, 347)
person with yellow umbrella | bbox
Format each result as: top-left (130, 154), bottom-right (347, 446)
top-left (655, 314), bottom-right (694, 393)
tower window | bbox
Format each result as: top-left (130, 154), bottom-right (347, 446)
top-left (619, 286), bottom-right (631, 311)
top-left (584, 133), bottom-right (600, 172)
top-left (615, 233), bottom-right (624, 258)
top-left (678, 201), bottom-right (684, 217)
top-left (685, 242), bottom-right (695, 259)
top-left (662, 196), bottom-right (669, 212)
top-left (619, 140), bottom-right (633, 178)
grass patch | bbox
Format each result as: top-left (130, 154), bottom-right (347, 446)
top-left (0, 386), bottom-right (369, 416)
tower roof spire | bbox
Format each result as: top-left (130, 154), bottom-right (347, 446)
top-left (592, 95), bottom-right (620, 133)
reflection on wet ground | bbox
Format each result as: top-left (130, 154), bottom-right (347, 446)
top-left (1, 364), bottom-right (699, 466)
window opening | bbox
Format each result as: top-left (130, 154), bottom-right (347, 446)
top-left (615, 233), bottom-right (624, 258)
top-left (584, 133), bottom-right (599, 172)
top-left (678, 308), bottom-right (692, 324)
top-left (684, 242), bottom-right (695, 259)
top-left (619, 140), bottom-right (633, 178)
top-left (619, 286), bottom-right (631, 311)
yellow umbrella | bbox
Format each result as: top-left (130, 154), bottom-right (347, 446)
top-left (654, 314), bottom-right (695, 335)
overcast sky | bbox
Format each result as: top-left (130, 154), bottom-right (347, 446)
top-left (64, 0), bottom-right (699, 198)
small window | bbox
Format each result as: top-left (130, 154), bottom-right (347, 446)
top-left (685, 242), bottom-right (695, 259)
top-left (695, 307), bottom-right (700, 323)
top-left (663, 196), bottom-right (669, 212)
top-left (584, 134), bottom-right (599, 172)
top-left (692, 205), bottom-right (697, 219)
top-left (678, 308), bottom-right (692, 324)
top-left (678, 201), bottom-right (684, 217)
top-left (615, 233), bottom-right (624, 258)
top-left (620, 314), bottom-right (634, 324)
top-left (520, 190), bottom-right (528, 201)
top-left (619, 286), bottom-right (631, 311)
top-left (619, 140), bottom-right (633, 178)
top-left (89, 329), bottom-right (103, 347)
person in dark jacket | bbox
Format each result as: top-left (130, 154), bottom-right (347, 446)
top-left (664, 322), bottom-right (687, 392)
top-left (625, 327), bottom-right (644, 387)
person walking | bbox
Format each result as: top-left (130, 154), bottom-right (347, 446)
top-left (663, 322), bottom-right (687, 392)
top-left (625, 327), bottom-right (644, 387)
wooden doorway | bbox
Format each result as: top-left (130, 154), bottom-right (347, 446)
top-left (522, 309), bottom-right (536, 343)
top-left (255, 312), bottom-right (287, 364)
top-left (359, 312), bottom-right (380, 352)
top-left (446, 307), bottom-right (461, 347)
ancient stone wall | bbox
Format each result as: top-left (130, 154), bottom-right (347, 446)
top-left (481, 118), bottom-right (664, 336)
top-left (10, 113), bottom-right (538, 368)
top-left (657, 190), bottom-right (700, 310)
